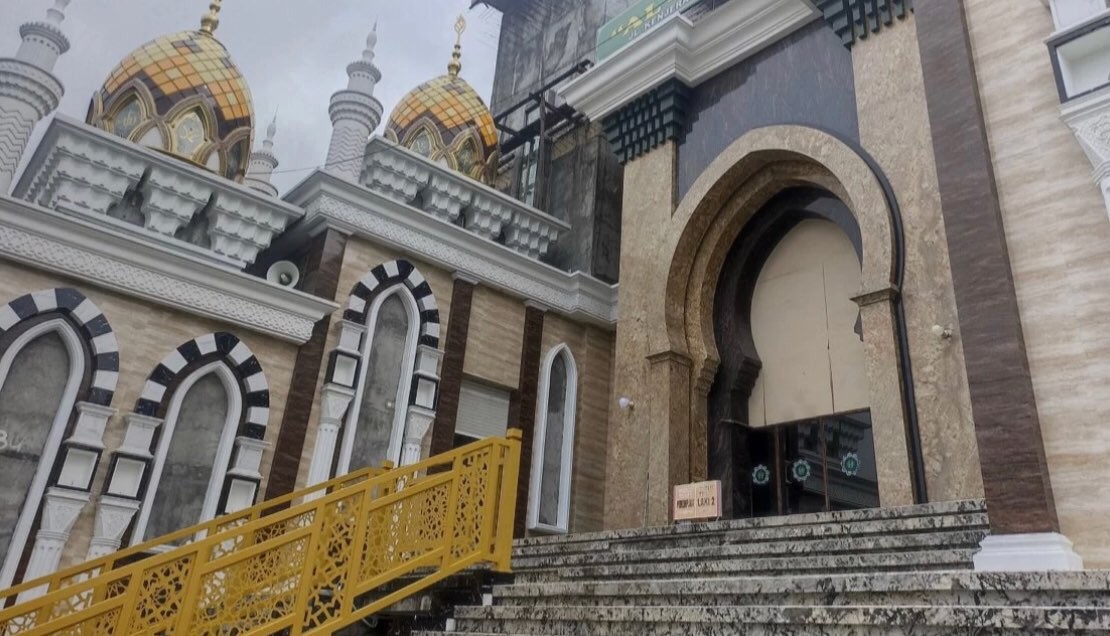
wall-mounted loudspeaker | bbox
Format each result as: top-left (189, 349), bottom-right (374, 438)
top-left (267, 260), bottom-right (300, 288)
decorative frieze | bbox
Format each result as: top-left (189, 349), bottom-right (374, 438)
top-left (13, 116), bottom-right (305, 267)
top-left (602, 79), bottom-right (690, 165)
top-left (1062, 88), bottom-right (1110, 222)
top-left (360, 137), bottom-right (568, 259)
top-left (815, 0), bottom-right (912, 48)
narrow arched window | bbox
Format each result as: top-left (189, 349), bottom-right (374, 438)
top-left (339, 288), bottom-right (418, 472)
top-left (0, 321), bottom-right (84, 587)
top-left (134, 362), bottom-right (240, 543)
top-left (528, 345), bottom-right (577, 534)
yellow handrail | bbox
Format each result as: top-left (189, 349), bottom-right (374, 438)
top-left (0, 430), bottom-right (522, 635)
top-left (0, 459), bottom-right (395, 608)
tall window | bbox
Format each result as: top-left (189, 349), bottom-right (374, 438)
top-left (527, 345), bottom-right (577, 534)
top-left (340, 288), bottom-right (418, 472)
top-left (134, 362), bottom-right (241, 543)
top-left (0, 321), bottom-right (83, 587)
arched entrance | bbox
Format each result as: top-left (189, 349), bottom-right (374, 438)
top-left (604, 125), bottom-right (925, 527)
top-left (706, 187), bottom-right (879, 517)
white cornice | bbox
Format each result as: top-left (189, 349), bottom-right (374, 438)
top-left (0, 196), bottom-right (337, 344)
top-left (560, 0), bottom-right (819, 120)
top-left (284, 172), bottom-right (619, 328)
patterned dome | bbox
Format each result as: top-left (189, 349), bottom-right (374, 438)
top-left (384, 17), bottom-right (499, 183)
top-left (86, 3), bottom-right (253, 182)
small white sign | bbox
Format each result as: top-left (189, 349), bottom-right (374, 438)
top-left (672, 480), bottom-right (722, 521)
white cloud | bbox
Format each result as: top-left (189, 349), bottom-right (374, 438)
top-left (0, 0), bottom-right (501, 192)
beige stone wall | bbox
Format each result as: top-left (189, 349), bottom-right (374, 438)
top-left (0, 260), bottom-right (299, 572)
top-left (540, 314), bottom-right (614, 534)
top-left (851, 18), bottom-right (983, 503)
top-left (966, 0), bottom-right (1110, 568)
top-left (295, 237), bottom-right (455, 491)
top-left (464, 286), bottom-right (525, 390)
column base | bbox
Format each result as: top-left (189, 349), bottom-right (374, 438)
top-left (973, 532), bottom-right (1084, 571)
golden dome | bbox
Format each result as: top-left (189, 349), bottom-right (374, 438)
top-left (86, 2), bottom-right (253, 182)
top-left (384, 16), bottom-right (499, 183)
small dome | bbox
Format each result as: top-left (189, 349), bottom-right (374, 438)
top-left (86, 7), bottom-right (253, 182)
top-left (384, 16), bottom-right (499, 183)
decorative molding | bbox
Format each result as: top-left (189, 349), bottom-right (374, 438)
top-left (603, 79), bottom-right (691, 164)
top-left (1062, 87), bottom-right (1110, 223)
top-left (13, 116), bottom-right (306, 266)
top-left (815, 0), bottom-right (912, 48)
top-left (85, 495), bottom-right (141, 560)
top-left (284, 172), bottom-right (619, 328)
top-left (560, 0), bottom-right (819, 120)
top-left (0, 195), bottom-right (337, 344)
top-left (362, 137), bottom-right (569, 259)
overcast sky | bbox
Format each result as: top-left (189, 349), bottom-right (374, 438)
top-left (0, 0), bottom-right (502, 192)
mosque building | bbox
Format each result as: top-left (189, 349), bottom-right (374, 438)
top-left (2, 0), bottom-right (1110, 632)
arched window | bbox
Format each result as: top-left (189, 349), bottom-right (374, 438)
top-left (132, 362), bottom-right (242, 543)
top-left (527, 345), bottom-right (577, 534)
top-left (0, 320), bottom-right (84, 587)
top-left (338, 287), bottom-right (419, 472)
top-left (172, 109), bottom-right (208, 159)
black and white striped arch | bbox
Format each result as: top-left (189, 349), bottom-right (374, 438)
top-left (0, 288), bottom-right (119, 406)
top-left (135, 332), bottom-right (270, 439)
top-left (343, 259), bottom-right (441, 348)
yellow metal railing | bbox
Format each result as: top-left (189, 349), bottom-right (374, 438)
top-left (0, 430), bottom-right (522, 635)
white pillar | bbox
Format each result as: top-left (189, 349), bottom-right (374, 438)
top-left (85, 496), bottom-right (140, 560)
top-left (305, 383), bottom-right (356, 493)
top-left (0, 0), bottom-right (71, 192)
top-left (974, 533), bottom-right (1084, 572)
top-left (19, 487), bottom-right (88, 599)
top-left (400, 405), bottom-right (435, 466)
top-left (325, 26), bottom-right (383, 181)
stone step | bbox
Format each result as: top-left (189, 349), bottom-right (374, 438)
top-left (513, 549), bottom-right (978, 583)
top-left (491, 571), bottom-right (1110, 609)
top-left (511, 529), bottom-right (986, 570)
top-left (513, 500), bottom-right (986, 555)
top-left (438, 603), bottom-right (1110, 634)
top-left (514, 511), bottom-right (989, 559)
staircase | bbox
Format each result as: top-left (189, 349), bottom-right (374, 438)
top-left (0, 431), bottom-right (522, 636)
top-left (419, 500), bottom-right (1110, 635)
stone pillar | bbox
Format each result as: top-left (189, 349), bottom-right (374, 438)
top-left (305, 383), bottom-right (356, 491)
top-left (85, 496), bottom-right (141, 560)
top-left (0, 0), bottom-right (71, 192)
top-left (430, 274), bottom-right (477, 455)
top-left (513, 303), bottom-right (546, 537)
top-left (644, 351), bottom-right (693, 525)
top-left (19, 487), bottom-right (88, 599)
top-left (400, 405), bottom-right (435, 466)
top-left (326, 27), bottom-right (383, 181)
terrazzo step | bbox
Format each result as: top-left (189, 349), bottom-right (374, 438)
top-left (491, 571), bottom-right (1110, 609)
top-left (513, 502), bottom-right (988, 559)
top-left (439, 603), bottom-right (1110, 634)
top-left (513, 549), bottom-right (979, 583)
top-left (511, 529), bottom-right (986, 570)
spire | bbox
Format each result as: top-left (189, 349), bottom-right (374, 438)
top-left (364, 20), bottom-right (378, 62)
top-left (325, 25), bottom-right (385, 180)
top-left (200, 0), bottom-right (221, 35)
top-left (1, 0), bottom-right (72, 191)
top-left (448, 15), bottom-right (466, 78)
top-left (245, 110), bottom-right (280, 196)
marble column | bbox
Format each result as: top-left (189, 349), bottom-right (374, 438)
top-left (400, 405), bottom-right (435, 466)
top-left (85, 496), bottom-right (141, 560)
top-left (305, 383), bottom-right (355, 492)
top-left (20, 487), bottom-right (88, 599)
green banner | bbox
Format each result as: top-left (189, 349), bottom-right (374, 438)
top-left (596, 0), bottom-right (704, 61)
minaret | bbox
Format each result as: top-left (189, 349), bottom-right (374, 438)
top-left (245, 113), bottom-right (279, 196)
top-left (325, 24), bottom-right (383, 181)
top-left (0, 0), bottom-right (72, 192)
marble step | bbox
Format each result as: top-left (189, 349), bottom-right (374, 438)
top-left (514, 511), bottom-right (989, 559)
top-left (511, 529), bottom-right (986, 570)
top-left (513, 549), bottom-right (978, 583)
top-left (491, 571), bottom-right (1110, 609)
top-left (513, 500), bottom-right (986, 556)
top-left (440, 603), bottom-right (1110, 634)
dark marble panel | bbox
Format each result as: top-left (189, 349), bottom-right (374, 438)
top-left (677, 21), bottom-right (860, 198)
top-left (264, 229), bottom-right (347, 499)
top-left (915, 0), bottom-right (1057, 535)
top-left (429, 279), bottom-right (476, 456)
top-left (514, 306), bottom-right (546, 538)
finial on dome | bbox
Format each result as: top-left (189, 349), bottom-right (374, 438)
top-left (46, 0), bottom-right (71, 26)
top-left (200, 0), bottom-right (222, 34)
top-left (264, 111), bottom-right (278, 149)
top-left (448, 14), bottom-right (466, 77)
top-left (363, 21), bottom-right (378, 62)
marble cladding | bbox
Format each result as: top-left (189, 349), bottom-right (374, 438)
top-left (964, 0), bottom-right (1110, 567)
top-left (361, 137), bottom-right (569, 260)
top-left (677, 21), bottom-right (859, 198)
top-left (0, 261), bottom-right (298, 573)
top-left (851, 17), bottom-right (983, 502)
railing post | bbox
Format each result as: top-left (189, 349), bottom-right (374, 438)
top-left (493, 430), bottom-right (523, 572)
top-left (340, 481), bottom-right (374, 619)
top-left (439, 454), bottom-right (462, 568)
top-left (288, 497), bottom-right (329, 636)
